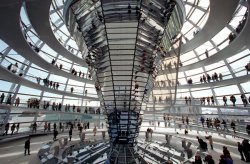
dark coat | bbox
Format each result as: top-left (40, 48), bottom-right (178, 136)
top-left (24, 139), bottom-right (30, 149)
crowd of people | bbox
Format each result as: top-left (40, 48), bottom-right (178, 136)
top-left (37, 77), bottom-right (60, 90)
top-left (0, 93), bottom-right (13, 105)
top-left (0, 93), bottom-right (103, 114)
top-left (51, 58), bottom-right (91, 80)
top-left (180, 94), bottom-right (250, 107)
top-left (2, 123), bottom-right (20, 136)
top-left (200, 72), bottom-right (223, 83)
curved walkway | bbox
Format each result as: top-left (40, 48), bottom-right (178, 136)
top-left (180, 0), bottom-right (238, 54)
top-left (153, 74), bottom-right (250, 90)
top-left (0, 66), bottom-right (98, 101)
top-left (0, 104), bottom-right (103, 121)
top-left (25, 0), bottom-right (88, 67)
top-left (145, 103), bottom-right (250, 111)
top-left (167, 0), bottom-right (239, 57)
top-left (159, 6), bottom-right (250, 75)
top-left (0, 1), bottom-right (93, 84)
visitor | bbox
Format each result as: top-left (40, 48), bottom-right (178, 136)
top-left (206, 118), bottom-right (210, 128)
top-left (11, 62), bottom-right (18, 73)
top-left (185, 96), bottom-right (188, 105)
top-left (211, 96), bottom-right (215, 105)
top-left (188, 97), bottom-right (191, 105)
top-left (4, 123), bottom-right (10, 135)
top-left (204, 154), bottom-right (215, 164)
top-left (24, 137), bottom-right (31, 155)
top-left (15, 97), bottom-right (20, 106)
top-left (70, 87), bottom-right (74, 93)
top-left (205, 49), bottom-right (209, 58)
top-left (48, 122), bottom-right (51, 132)
top-left (230, 95), bottom-right (236, 106)
top-left (127, 3), bottom-right (132, 14)
top-left (184, 129), bottom-right (188, 135)
top-left (196, 136), bottom-right (207, 151)
top-left (53, 129), bottom-right (58, 141)
top-left (221, 120), bottom-right (228, 131)
top-left (237, 142), bottom-right (245, 161)
top-left (207, 96), bottom-right (210, 105)
top-left (194, 155), bottom-right (202, 164)
top-left (200, 117), bottom-right (205, 127)
top-left (0, 93), bottom-right (5, 104)
top-left (205, 135), bottom-right (213, 150)
top-left (93, 126), bottom-right (97, 137)
top-left (69, 128), bottom-right (73, 141)
top-left (6, 94), bottom-right (12, 105)
top-left (59, 122), bottom-right (62, 132)
top-left (166, 156), bottom-right (173, 164)
top-left (223, 146), bottom-right (231, 159)
top-left (16, 123), bottom-right (20, 133)
top-left (32, 122), bottom-right (37, 133)
top-left (246, 124), bottom-right (250, 135)
top-left (223, 96), bottom-right (227, 106)
top-left (10, 123), bottom-right (16, 135)
top-left (219, 155), bottom-right (227, 164)
top-left (44, 122), bottom-right (48, 132)
top-left (224, 155), bottom-right (233, 164)
top-left (219, 73), bottom-right (223, 81)
top-left (242, 139), bottom-right (250, 162)
top-left (245, 61), bottom-right (250, 75)
top-left (240, 94), bottom-right (248, 107)
top-left (200, 76), bottom-right (203, 83)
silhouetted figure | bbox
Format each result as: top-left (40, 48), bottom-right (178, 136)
top-left (4, 123), bottom-right (10, 135)
top-left (223, 96), bottom-right (227, 106)
top-left (16, 123), bottom-right (20, 133)
top-left (69, 128), bottom-right (72, 141)
top-left (237, 142), bottom-right (245, 161)
top-left (11, 123), bottom-right (16, 135)
top-left (53, 129), bottom-right (58, 141)
top-left (24, 137), bottom-right (31, 155)
top-left (0, 93), bottom-right (5, 104)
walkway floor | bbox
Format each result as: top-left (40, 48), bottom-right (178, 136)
top-left (0, 127), bottom-right (247, 164)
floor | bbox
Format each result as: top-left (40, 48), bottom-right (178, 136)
top-left (0, 127), bottom-right (247, 164)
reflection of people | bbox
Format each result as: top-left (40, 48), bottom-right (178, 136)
top-left (24, 137), bottom-right (31, 155)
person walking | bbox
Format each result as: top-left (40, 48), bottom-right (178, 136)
top-left (242, 139), bottom-right (250, 162)
top-left (16, 123), bottom-right (20, 133)
top-left (48, 122), bottom-right (51, 132)
top-left (53, 129), bottom-right (58, 141)
top-left (15, 97), bottom-right (20, 106)
top-left (24, 137), bottom-right (31, 155)
top-left (206, 135), bottom-right (213, 150)
top-left (32, 122), bottom-right (37, 133)
top-left (69, 128), bottom-right (73, 141)
top-left (237, 142), bottom-right (245, 161)
top-left (11, 123), bottom-right (16, 135)
top-left (44, 122), bottom-right (48, 132)
top-left (0, 93), bottom-right (5, 104)
top-left (4, 123), bottom-right (10, 135)
top-left (93, 126), bottom-right (97, 137)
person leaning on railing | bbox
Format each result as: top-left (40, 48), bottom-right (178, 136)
top-left (245, 61), bottom-right (250, 75)
top-left (246, 124), bottom-right (250, 136)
